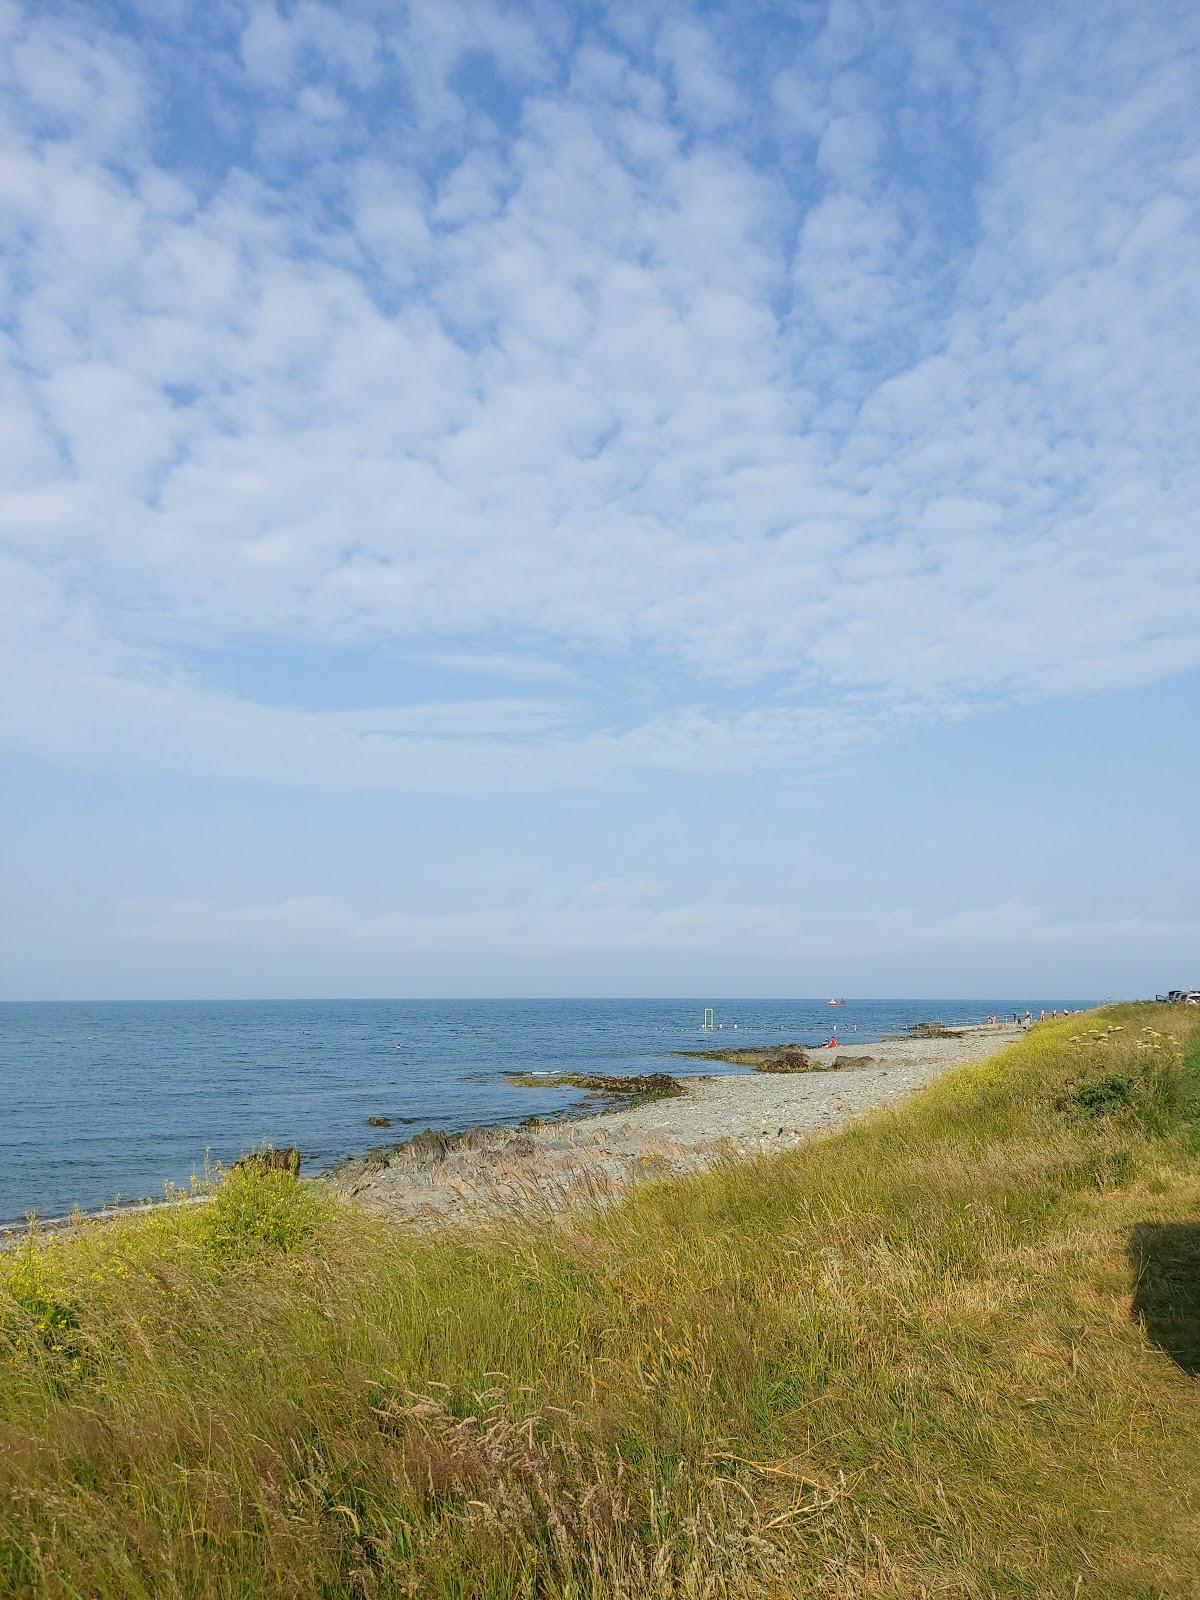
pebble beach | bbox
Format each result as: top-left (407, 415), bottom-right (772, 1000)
top-left (332, 1027), bottom-right (1023, 1226)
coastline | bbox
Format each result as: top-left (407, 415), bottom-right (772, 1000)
top-left (329, 1026), bottom-right (1023, 1226)
top-left (1, 1004), bottom-right (1062, 1229)
top-left (3, 1025), bottom-right (1024, 1242)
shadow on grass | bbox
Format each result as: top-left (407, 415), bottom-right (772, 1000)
top-left (1130, 1223), bottom-right (1200, 1376)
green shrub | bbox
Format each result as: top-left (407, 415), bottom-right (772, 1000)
top-left (1059, 1022), bottom-right (1197, 1132)
top-left (195, 1166), bottom-right (332, 1261)
top-left (1069, 1073), bottom-right (1135, 1115)
top-left (2, 1255), bottom-right (78, 1344)
top-left (0, 1235), bottom-right (84, 1381)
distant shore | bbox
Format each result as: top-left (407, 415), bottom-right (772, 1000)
top-left (329, 1026), bottom-right (1023, 1226)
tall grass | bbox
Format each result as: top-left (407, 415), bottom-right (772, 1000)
top-left (2, 1005), bottom-right (1199, 1598)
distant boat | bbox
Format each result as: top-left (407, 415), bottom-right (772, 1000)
top-left (826, 997), bottom-right (846, 1007)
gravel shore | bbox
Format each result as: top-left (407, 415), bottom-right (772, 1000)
top-left (332, 1028), bottom-right (1022, 1226)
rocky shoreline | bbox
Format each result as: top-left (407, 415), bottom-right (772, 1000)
top-left (328, 1027), bottom-right (1022, 1227)
top-left (4, 1027), bottom-right (1024, 1244)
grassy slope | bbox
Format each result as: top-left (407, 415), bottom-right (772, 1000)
top-left (2, 1004), bottom-right (1199, 1599)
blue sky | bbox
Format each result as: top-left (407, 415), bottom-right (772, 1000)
top-left (1, 0), bottom-right (1197, 1000)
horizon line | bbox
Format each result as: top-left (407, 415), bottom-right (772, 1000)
top-left (0, 993), bottom-right (1111, 1006)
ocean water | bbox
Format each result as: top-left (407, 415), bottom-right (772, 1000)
top-left (0, 997), bottom-right (1089, 1224)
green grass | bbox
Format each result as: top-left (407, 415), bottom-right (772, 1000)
top-left (2, 1004), bottom-right (1200, 1598)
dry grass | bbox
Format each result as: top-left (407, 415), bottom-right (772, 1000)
top-left (2, 1004), bottom-right (1199, 1598)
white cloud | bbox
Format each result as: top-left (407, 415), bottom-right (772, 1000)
top-left (240, 2), bottom-right (380, 90)
top-left (0, 2), bottom-right (1197, 793)
top-left (240, 3), bottom-right (295, 86)
top-left (655, 18), bottom-right (742, 130)
top-left (815, 111), bottom-right (879, 187)
top-left (792, 191), bottom-right (903, 331)
top-left (296, 84), bottom-right (345, 122)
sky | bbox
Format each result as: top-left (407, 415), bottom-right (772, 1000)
top-left (1, 0), bottom-right (1197, 1001)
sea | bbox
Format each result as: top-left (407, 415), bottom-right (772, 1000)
top-left (0, 997), bottom-right (1092, 1225)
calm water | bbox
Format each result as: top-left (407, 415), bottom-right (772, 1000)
top-left (0, 998), bottom-right (1088, 1223)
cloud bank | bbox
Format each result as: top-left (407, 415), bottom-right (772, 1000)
top-left (38, 884), bottom-right (1191, 999)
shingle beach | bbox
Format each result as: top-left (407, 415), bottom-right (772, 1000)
top-left (333, 1027), bottom-right (1022, 1225)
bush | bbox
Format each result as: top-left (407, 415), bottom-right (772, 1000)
top-left (1059, 1022), bottom-right (1197, 1133)
top-left (1069, 1074), bottom-right (1135, 1115)
top-left (195, 1165), bottom-right (332, 1261)
top-left (0, 1239), bottom-right (80, 1360)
